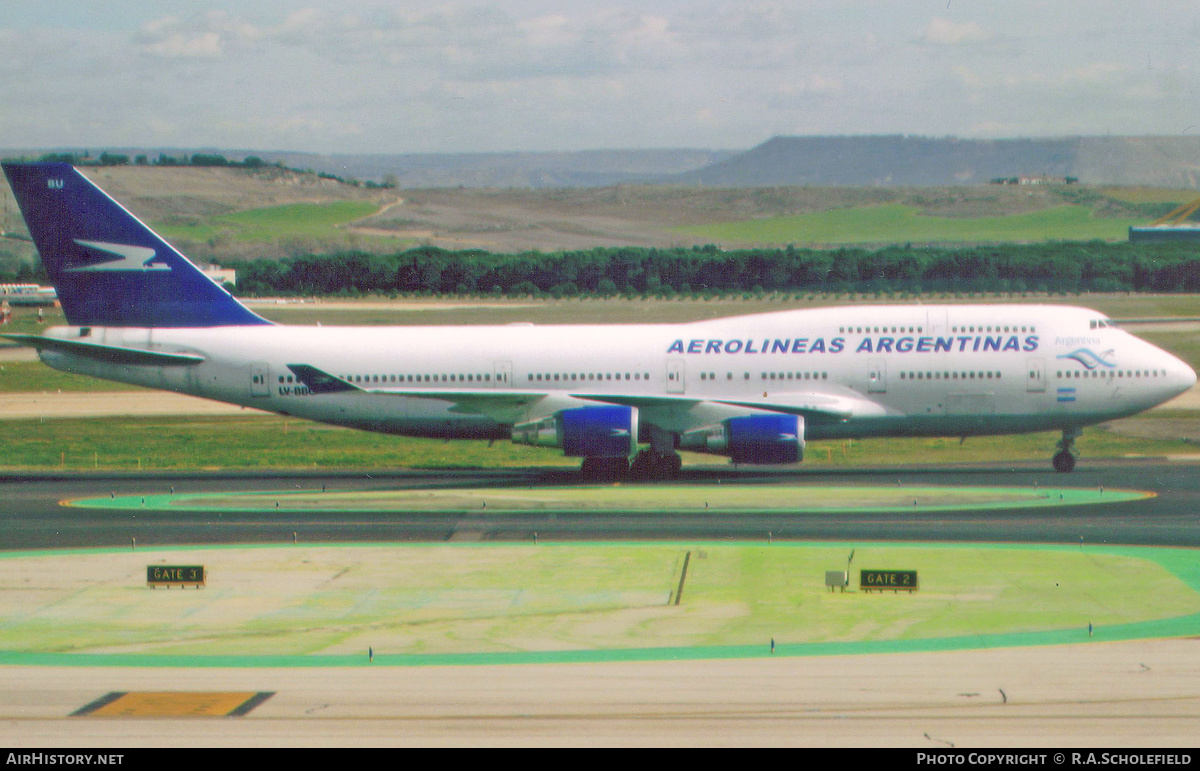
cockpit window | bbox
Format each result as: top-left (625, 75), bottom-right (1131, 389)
top-left (1089, 319), bottom-right (1111, 329)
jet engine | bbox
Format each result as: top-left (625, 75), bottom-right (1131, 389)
top-left (681, 413), bottom-right (805, 464)
top-left (513, 404), bottom-right (639, 458)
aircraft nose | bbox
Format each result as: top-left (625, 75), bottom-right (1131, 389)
top-left (1167, 352), bottom-right (1197, 395)
top-left (1181, 360), bottom-right (1198, 391)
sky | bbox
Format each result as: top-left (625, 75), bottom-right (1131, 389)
top-left (1, 1), bottom-right (1198, 155)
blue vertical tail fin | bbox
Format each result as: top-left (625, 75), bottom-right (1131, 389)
top-left (2, 161), bottom-right (269, 327)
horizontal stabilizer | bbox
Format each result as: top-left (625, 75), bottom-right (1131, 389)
top-left (3, 334), bottom-right (205, 366)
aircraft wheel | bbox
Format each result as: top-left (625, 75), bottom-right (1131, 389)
top-left (1052, 450), bottom-right (1076, 473)
top-left (629, 450), bottom-right (654, 480)
top-left (580, 456), bottom-right (629, 480)
top-left (629, 450), bottom-right (683, 480)
top-left (606, 457), bottom-right (630, 478)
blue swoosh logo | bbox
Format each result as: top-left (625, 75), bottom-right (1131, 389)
top-left (68, 240), bottom-right (170, 272)
top-left (1056, 348), bottom-right (1116, 370)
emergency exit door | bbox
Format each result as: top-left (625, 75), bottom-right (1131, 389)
top-left (868, 359), bottom-right (887, 393)
top-left (666, 359), bottom-right (685, 394)
top-left (1027, 358), bottom-right (1045, 393)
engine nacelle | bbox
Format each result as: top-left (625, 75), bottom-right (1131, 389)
top-left (681, 413), bottom-right (805, 464)
top-left (512, 405), bottom-right (638, 458)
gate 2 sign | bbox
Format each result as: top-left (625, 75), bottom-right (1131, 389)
top-left (860, 569), bottom-right (917, 593)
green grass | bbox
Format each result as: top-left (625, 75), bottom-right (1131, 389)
top-left (1139, 330), bottom-right (1200, 372)
top-left (0, 542), bottom-right (1196, 657)
top-left (78, 484), bottom-right (1144, 514)
top-left (154, 201), bottom-right (379, 243)
top-left (1098, 187), bottom-right (1198, 205)
top-left (682, 544), bottom-right (1199, 646)
top-left (0, 414), bottom-right (1191, 472)
top-left (0, 361), bottom-right (146, 393)
top-left (809, 429), bottom-right (1196, 468)
top-left (0, 415), bottom-right (573, 470)
top-left (677, 204), bottom-right (1145, 244)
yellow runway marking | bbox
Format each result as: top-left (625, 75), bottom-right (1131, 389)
top-left (73, 691), bottom-right (273, 717)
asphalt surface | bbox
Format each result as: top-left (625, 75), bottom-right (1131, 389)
top-left (4, 458), bottom-right (1199, 550)
top-left (5, 460), bottom-right (1200, 748)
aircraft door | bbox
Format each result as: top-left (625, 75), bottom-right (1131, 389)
top-left (926, 308), bottom-right (948, 338)
top-left (250, 362), bottom-right (271, 397)
top-left (493, 360), bottom-right (513, 388)
top-left (666, 358), bottom-right (685, 394)
top-left (1026, 358), bottom-right (1045, 393)
top-left (867, 359), bottom-right (887, 393)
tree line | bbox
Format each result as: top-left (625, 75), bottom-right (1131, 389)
top-left (25, 151), bottom-right (274, 169)
top-left (226, 241), bottom-right (1200, 298)
top-left (7, 152), bottom-right (395, 189)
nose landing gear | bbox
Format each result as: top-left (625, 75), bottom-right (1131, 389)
top-left (1052, 428), bottom-right (1080, 473)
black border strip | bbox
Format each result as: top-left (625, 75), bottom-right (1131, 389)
top-left (228, 691), bottom-right (275, 717)
top-left (71, 691), bottom-right (127, 716)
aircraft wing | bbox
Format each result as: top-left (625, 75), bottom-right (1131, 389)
top-left (286, 364), bottom-right (882, 428)
top-left (586, 391), bottom-right (869, 421)
top-left (287, 363), bottom-right (552, 420)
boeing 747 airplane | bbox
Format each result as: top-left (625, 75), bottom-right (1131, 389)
top-left (3, 161), bottom-right (1195, 477)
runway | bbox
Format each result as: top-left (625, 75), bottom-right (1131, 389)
top-left (3, 459), bottom-right (1200, 748)
top-left (4, 458), bottom-right (1200, 550)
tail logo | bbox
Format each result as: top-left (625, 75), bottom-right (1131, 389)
top-left (68, 240), bottom-right (170, 272)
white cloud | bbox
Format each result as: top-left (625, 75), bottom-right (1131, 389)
top-left (520, 14), bottom-right (577, 47)
top-left (921, 18), bottom-right (990, 46)
top-left (135, 11), bottom-right (262, 59)
top-left (142, 30), bottom-right (222, 59)
top-left (0, 2), bottom-right (1196, 152)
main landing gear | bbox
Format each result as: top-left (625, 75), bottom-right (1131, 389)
top-left (629, 448), bottom-right (682, 480)
top-left (579, 449), bottom-right (683, 480)
top-left (579, 456), bottom-right (630, 480)
top-left (1052, 428), bottom-right (1080, 473)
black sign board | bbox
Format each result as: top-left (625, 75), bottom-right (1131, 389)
top-left (860, 569), bottom-right (917, 592)
top-left (147, 565), bottom-right (206, 587)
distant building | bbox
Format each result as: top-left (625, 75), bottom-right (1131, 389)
top-left (201, 265), bottom-right (237, 287)
top-left (1130, 195), bottom-right (1200, 241)
top-left (0, 283), bottom-right (56, 306)
top-left (1128, 225), bottom-right (1200, 243)
top-left (990, 175), bottom-right (1078, 185)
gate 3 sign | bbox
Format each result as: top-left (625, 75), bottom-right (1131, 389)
top-left (147, 565), bottom-right (206, 587)
top-left (860, 569), bottom-right (918, 592)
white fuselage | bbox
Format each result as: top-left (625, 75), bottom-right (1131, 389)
top-left (35, 304), bottom-right (1196, 450)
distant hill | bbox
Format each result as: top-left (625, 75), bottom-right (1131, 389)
top-left (260, 148), bottom-right (736, 188)
top-left (676, 135), bottom-right (1200, 188)
top-left (6, 135), bottom-right (1200, 190)
top-left (0, 146), bottom-right (734, 189)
